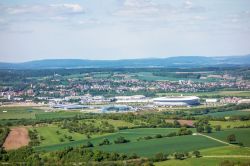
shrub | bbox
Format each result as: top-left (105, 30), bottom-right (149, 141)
top-left (99, 138), bottom-right (111, 146)
top-left (155, 134), bottom-right (162, 138)
top-left (174, 152), bottom-right (185, 160)
top-left (192, 150), bottom-right (201, 158)
top-left (114, 136), bottom-right (130, 144)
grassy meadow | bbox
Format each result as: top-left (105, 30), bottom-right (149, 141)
top-left (198, 110), bottom-right (250, 118)
top-left (210, 120), bottom-right (250, 129)
top-left (200, 146), bottom-right (250, 156)
top-left (205, 128), bottom-right (250, 147)
top-left (155, 158), bottom-right (250, 166)
top-left (0, 107), bottom-right (42, 119)
top-left (96, 135), bottom-right (224, 157)
top-left (157, 90), bottom-right (250, 98)
top-left (34, 128), bottom-right (225, 157)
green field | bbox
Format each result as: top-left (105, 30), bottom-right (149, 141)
top-left (35, 128), bottom-right (181, 151)
top-left (97, 119), bottom-right (136, 129)
top-left (0, 107), bottom-right (42, 119)
top-left (131, 72), bottom-right (204, 82)
top-left (206, 128), bottom-right (250, 147)
top-left (201, 146), bottom-right (250, 156)
top-left (133, 72), bottom-right (179, 81)
top-left (157, 90), bottom-right (250, 98)
top-left (96, 135), bottom-right (224, 157)
top-left (34, 125), bottom-right (87, 146)
top-left (130, 72), bottom-right (222, 82)
top-left (35, 128), bottom-right (224, 157)
top-left (198, 110), bottom-right (250, 118)
top-left (35, 111), bottom-right (81, 120)
top-left (0, 106), bottom-right (84, 120)
top-left (155, 158), bottom-right (250, 166)
top-left (210, 120), bottom-right (250, 129)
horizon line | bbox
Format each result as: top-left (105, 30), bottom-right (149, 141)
top-left (1, 54), bottom-right (249, 63)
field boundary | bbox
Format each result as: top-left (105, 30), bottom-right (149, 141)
top-left (196, 133), bottom-right (234, 146)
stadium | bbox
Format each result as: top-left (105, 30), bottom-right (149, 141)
top-left (153, 96), bottom-right (200, 106)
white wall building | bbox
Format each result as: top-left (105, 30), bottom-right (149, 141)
top-left (153, 96), bottom-right (200, 106)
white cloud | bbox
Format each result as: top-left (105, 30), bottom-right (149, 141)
top-left (2, 3), bottom-right (85, 16)
top-left (193, 15), bottom-right (206, 21)
top-left (49, 16), bottom-right (68, 21)
top-left (115, 0), bottom-right (160, 17)
top-left (50, 4), bottom-right (84, 14)
top-left (184, 0), bottom-right (193, 9)
top-left (5, 5), bottom-right (44, 15)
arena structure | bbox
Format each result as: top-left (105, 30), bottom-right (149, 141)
top-left (153, 96), bottom-right (200, 106)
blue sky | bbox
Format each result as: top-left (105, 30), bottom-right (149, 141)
top-left (0, 0), bottom-right (250, 62)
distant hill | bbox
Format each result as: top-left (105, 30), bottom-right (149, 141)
top-left (0, 55), bottom-right (250, 69)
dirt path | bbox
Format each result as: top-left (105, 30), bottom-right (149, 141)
top-left (196, 133), bottom-right (235, 146)
top-left (3, 127), bottom-right (30, 150)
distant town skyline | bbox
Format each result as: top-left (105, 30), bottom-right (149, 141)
top-left (0, 0), bottom-right (250, 62)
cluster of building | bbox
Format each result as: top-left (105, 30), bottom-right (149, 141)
top-left (47, 95), bottom-right (201, 113)
top-left (1, 72), bottom-right (249, 102)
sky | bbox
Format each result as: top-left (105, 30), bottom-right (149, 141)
top-left (0, 0), bottom-right (250, 62)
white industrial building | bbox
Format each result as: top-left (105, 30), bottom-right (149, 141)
top-left (115, 95), bottom-right (150, 103)
top-left (205, 99), bottom-right (219, 103)
top-left (153, 96), bottom-right (200, 106)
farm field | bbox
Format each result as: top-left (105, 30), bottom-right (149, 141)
top-left (200, 146), bottom-right (250, 156)
top-left (96, 135), bottom-right (224, 157)
top-left (205, 128), bottom-right (250, 147)
top-left (210, 120), bottom-right (250, 129)
top-left (102, 119), bottom-right (136, 128)
top-left (36, 128), bottom-right (225, 157)
top-left (197, 110), bottom-right (250, 118)
top-left (155, 158), bottom-right (250, 166)
top-left (35, 111), bottom-right (82, 120)
top-left (131, 72), bottom-right (203, 82)
top-left (35, 128), bottom-right (182, 151)
top-left (157, 90), bottom-right (250, 98)
top-left (34, 125), bottom-right (87, 146)
top-left (0, 106), bottom-right (84, 120)
top-left (129, 71), bottom-right (223, 82)
top-left (3, 127), bottom-right (30, 150)
top-left (0, 107), bottom-right (42, 119)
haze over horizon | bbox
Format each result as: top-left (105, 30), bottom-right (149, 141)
top-left (0, 0), bottom-right (250, 62)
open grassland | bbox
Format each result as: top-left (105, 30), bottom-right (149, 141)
top-left (0, 107), bottom-right (42, 119)
top-left (96, 135), bottom-right (223, 157)
top-left (210, 120), bottom-right (250, 129)
top-left (79, 119), bottom-right (136, 129)
top-left (155, 158), bottom-right (250, 166)
top-left (34, 125), bottom-right (87, 146)
top-left (0, 106), bottom-right (84, 120)
top-left (28, 119), bottom-right (135, 147)
top-left (34, 123), bottom-right (118, 147)
top-left (35, 128), bottom-right (224, 157)
top-left (133, 72), bottom-right (182, 81)
top-left (131, 72), bottom-right (210, 82)
top-left (198, 110), bottom-right (250, 118)
top-left (35, 128), bottom-right (181, 151)
top-left (35, 111), bottom-right (81, 120)
top-left (0, 106), bottom-right (96, 120)
top-left (200, 146), bottom-right (250, 156)
top-left (157, 90), bottom-right (250, 98)
top-left (102, 119), bottom-right (136, 128)
top-left (206, 128), bottom-right (250, 147)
